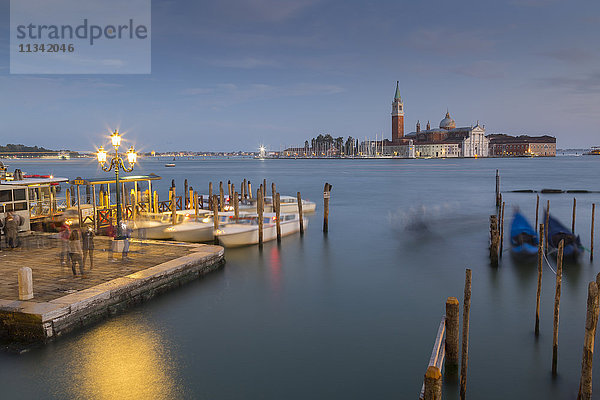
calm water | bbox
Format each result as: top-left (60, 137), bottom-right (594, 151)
top-left (1, 156), bottom-right (599, 399)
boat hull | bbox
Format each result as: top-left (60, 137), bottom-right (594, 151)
top-left (171, 223), bottom-right (214, 242)
top-left (217, 217), bottom-right (307, 247)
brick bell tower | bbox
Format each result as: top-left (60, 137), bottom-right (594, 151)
top-left (391, 81), bottom-right (404, 142)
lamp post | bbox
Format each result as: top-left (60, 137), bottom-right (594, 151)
top-left (97, 129), bottom-right (137, 239)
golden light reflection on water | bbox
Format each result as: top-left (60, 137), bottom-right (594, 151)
top-left (66, 318), bottom-right (182, 400)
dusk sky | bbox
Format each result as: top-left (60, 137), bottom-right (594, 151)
top-left (0, 0), bottom-right (599, 151)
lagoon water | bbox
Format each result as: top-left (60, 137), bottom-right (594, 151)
top-left (1, 156), bottom-right (599, 399)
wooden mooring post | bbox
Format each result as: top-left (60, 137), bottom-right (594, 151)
top-left (495, 170), bottom-right (501, 207)
top-left (445, 297), bottom-right (460, 371)
top-left (545, 200), bottom-right (550, 251)
top-left (552, 240), bottom-right (564, 376)
top-left (219, 181), bottom-right (224, 211)
top-left (577, 281), bottom-right (599, 400)
top-left (460, 268), bottom-right (472, 400)
top-left (323, 182), bottom-right (332, 233)
top-left (257, 189), bottom-right (263, 245)
top-left (535, 223), bottom-right (544, 337)
top-left (297, 192), bottom-right (304, 235)
top-left (184, 179), bottom-right (188, 209)
top-left (572, 197), bottom-right (577, 233)
top-left (423, 366), bottom-right (442, 400)
top-left (275, 192), bottom-right (281, 242)
top-left (212, 193), bottom-right (219, 228)
top-left (171, 187), bottom-right (177, 224)
top-left (591, 204), bottom-right (595, 262)
top-left (271, 182), bottom-right (276, 204)
top-left (209, 182), bottom-right (213, 208)
top-left (242, 178), bottom-right (247, 200)
top-left (228, 180), bottom-right (232, 200)
top-left (248, 181), bottom-right (253, 199)
top-left (489, 215), bottom-right (499, 267)
top-left (499, 202), bottom-right (505, 258)
top-left (535, 194), bottom-right (539, 230)
top-left (233, 191), bottom-right (239, 220)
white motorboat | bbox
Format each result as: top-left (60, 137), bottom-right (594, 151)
top-left (263, 195), bottom-right (316, 213)
top-left (133, 209), bottom-right (209, 240)
top-left (215, 213), bottom-right (307, 247)
top-left (166, 212), bottom-right (247, 242)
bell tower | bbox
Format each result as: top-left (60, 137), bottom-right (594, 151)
top-left (391, 81), bottom-right (404, 141)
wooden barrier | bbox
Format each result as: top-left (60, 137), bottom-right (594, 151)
top-left (552, 240), bottom-right (564, 376)
top-left (577, 281), bottom-right (599, 400)
top-left (460, 269), bottom-right (472, 400)
top-left (420, 315), bottom-right (446, 400)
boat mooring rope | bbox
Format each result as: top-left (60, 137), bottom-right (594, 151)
top-left (543, 249), bottom-right (558, 276)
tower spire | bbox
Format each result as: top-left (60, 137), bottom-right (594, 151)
top-left (394, 81), bottom-right (401, 101)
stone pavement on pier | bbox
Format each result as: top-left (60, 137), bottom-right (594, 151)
top-left (0, 236), bottom-right (192, 302)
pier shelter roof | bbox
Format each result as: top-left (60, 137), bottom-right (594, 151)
top-left (1, 176), bottom-right (69, 187)
top-left (69, 174), bottom-right (161, 186)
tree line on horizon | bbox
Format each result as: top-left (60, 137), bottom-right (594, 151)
top-left (298, 134), bottom-right (360, 156)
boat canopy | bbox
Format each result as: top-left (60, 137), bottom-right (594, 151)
top-left (510, 211), bottom-right (537, 239)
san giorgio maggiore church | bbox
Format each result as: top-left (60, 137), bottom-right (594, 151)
top-left (383, 82), bottom-right (489, 158)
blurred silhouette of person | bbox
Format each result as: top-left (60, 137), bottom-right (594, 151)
top-left (122, 222), bottom-right (132, 261)
top-left (82, 225), bottom-right (95, 270)
top-left (59, 222), bottom-right (71, 266)
top-left (69, 229), bottom-right (84, 275)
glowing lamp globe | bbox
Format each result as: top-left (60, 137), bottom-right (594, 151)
top-left (127, 147), bottom-right (137, 164)
top-left (111, 130), bottom-right (122, 147)
top-left (97, 147), bottom-right (107, 163)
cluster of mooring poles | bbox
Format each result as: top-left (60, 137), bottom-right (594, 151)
top-left (492, 170), bottom-right (600, 399)
top-left (420, 269), bottom-right (472, 400)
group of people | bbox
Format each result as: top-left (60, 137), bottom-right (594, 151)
top-left (59, 223), bottom-right (95, 276)
top-left (0, 212), bottom-right (22, 250)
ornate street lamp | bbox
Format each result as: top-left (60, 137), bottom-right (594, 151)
top-left (97, 129), bottom-right (137, 239)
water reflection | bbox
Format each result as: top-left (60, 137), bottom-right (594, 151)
top-left (65, 318), bottom-right (182, 400)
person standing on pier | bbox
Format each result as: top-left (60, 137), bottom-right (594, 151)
top-left (122, 222), bottom-right (132, 261)
top-left (0, 216), bottom-right (4, 251)
top-left (68, 229), bottom-right (84, 275)
top-left (82, 225), bottom-right (95, 270)
top-left (4, 213), bottom-right (19, 249)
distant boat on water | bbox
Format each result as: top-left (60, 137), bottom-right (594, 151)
top-left (165, 163), bottom-right (176, 167)
top-left (58, 151), bottom-right (70, 160)
top-left (584, 146), bottom-right (600, 155)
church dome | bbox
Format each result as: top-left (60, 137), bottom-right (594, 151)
top-left (439, 111), bottom-right (456, 130)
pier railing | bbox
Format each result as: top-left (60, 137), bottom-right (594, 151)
top-left (419, 315), bottom-right (446, 400)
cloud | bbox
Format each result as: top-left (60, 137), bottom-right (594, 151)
top-left (538, 48), bottom-right (593, 63)
top-left (405, 29), bottom-right (494, 56)
top-left (511, 0), bottom-right (561, 6)
top-left (180, 82), bottom-right (344, 108)
top-left (209, 57), bottom-right (280, 69)
top-left (536, 72), bottom-right (600, 93)
top-left (452, 61), bottom-right (506, 79)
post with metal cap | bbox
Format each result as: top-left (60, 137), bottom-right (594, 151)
top-left (323, 182), bottom-right (332, 233)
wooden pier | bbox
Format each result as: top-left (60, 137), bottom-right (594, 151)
top-left (0, 236), bottom-right (224, 344)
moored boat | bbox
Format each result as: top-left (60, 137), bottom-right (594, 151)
top-left (215, 213), bottom-right (307, 247)
top-left (510, 210), bottom-right (539, 258)
top-left (545, 211), bottom-right (583, 258)
top-left (264, 195), bottom-right (316, 213)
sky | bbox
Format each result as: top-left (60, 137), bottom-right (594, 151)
top-left (0, 0), bottom-right (599, 151)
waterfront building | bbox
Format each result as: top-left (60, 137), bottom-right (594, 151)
top-left (487, 134), bottom-right (556, 157)
top-left (383, 82), bottom-right (488, 158)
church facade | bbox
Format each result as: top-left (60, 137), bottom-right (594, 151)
top-left (384, 82), bottom-right (489, 158)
